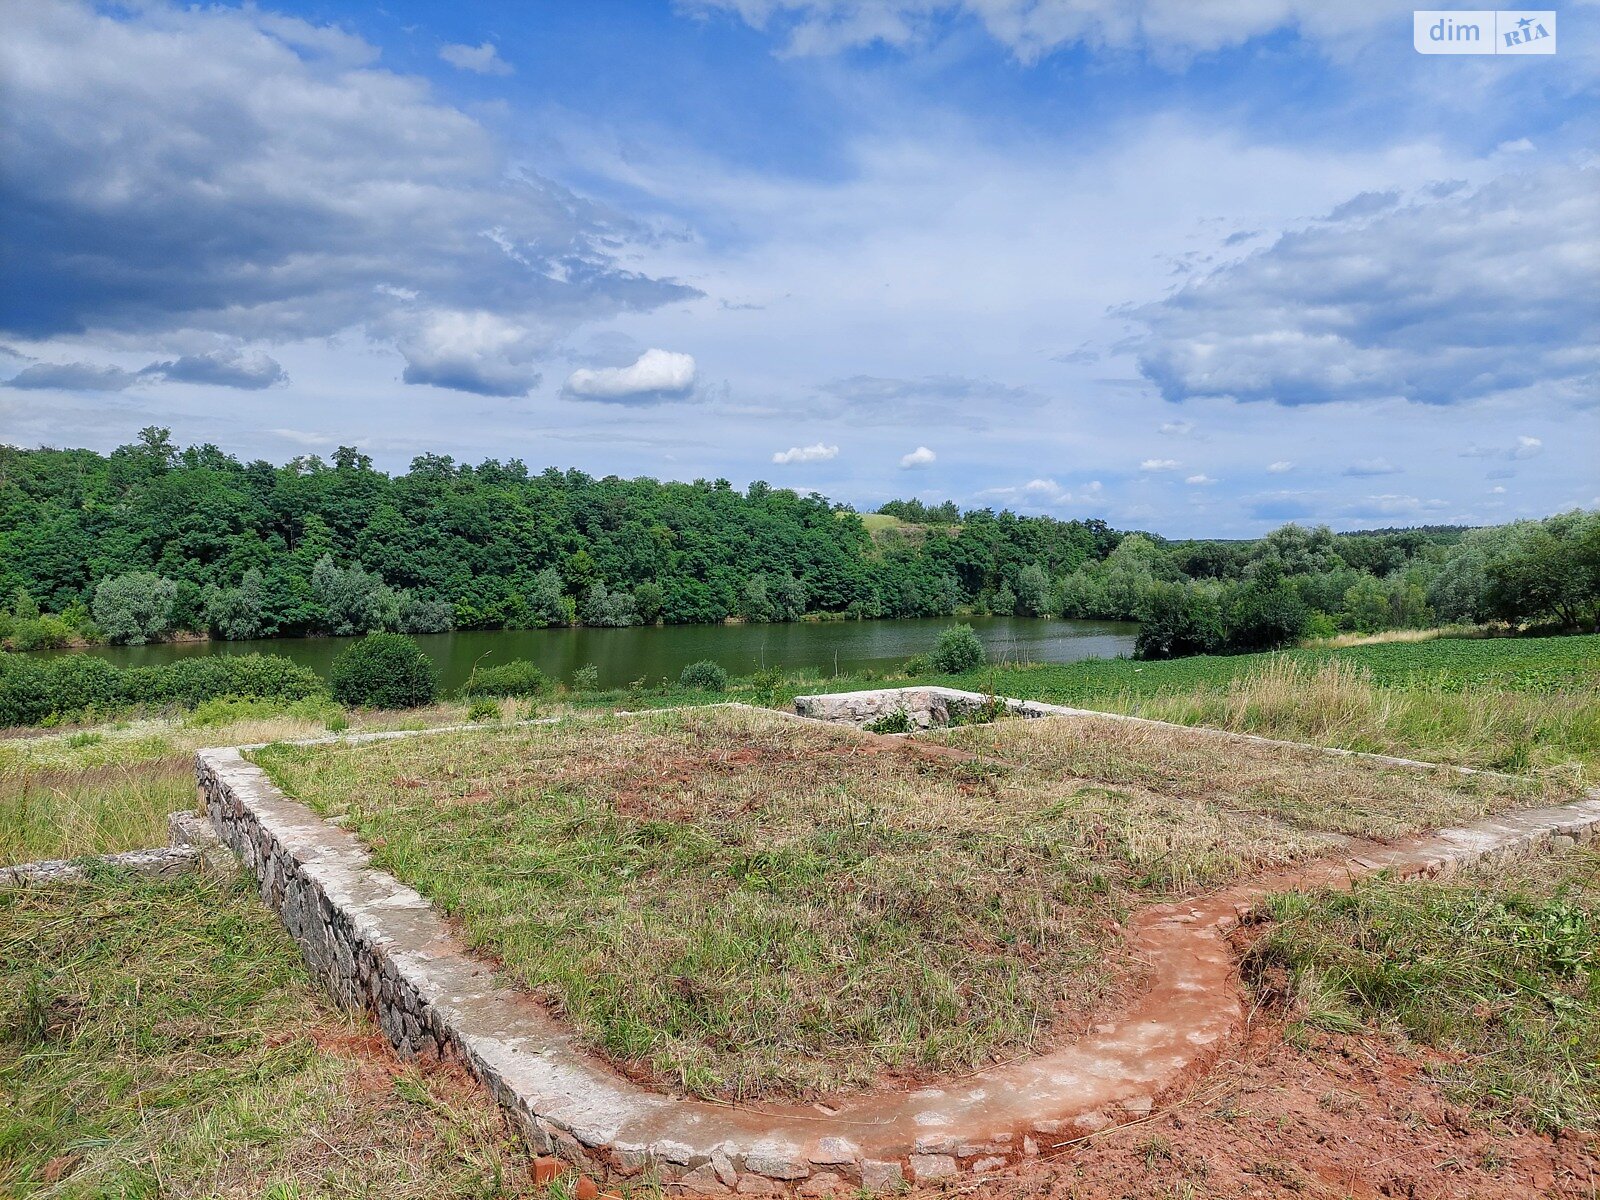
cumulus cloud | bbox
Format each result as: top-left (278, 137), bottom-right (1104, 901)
top-left (772, 442), bottom-right (839, 464)
top-left (0, 2), bottom-right (693, 394)
top-left (564, 349), bottom-right (697, 403)
top-left (399, 311), bottom-right (548, 396)
top-left (1131, 166), bottom-right (1600, 407)
top-left (900, 445), bottom-right (937, 468)
top-left (439, 41), bottom-right (514, 75)
top-left (819, 374), bottom-right (1042, 428)
top-left (1158, 419), bottom-right (1193, 435)
top-left (1140, 458), bottom-right (1179, 472)
top-left (141, 349), bottom-right (287, 389)
top-left (3, 361), bottom-right (139, 391)
top-left (1185, 474), bottom-right (1216, 485)
top-left (1267, 460), bottom-right (1294, 473)
top-left (1342, 457), bottom-right (1402, 477)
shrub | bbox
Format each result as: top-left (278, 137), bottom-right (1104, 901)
top-left (463, 659), bottom-right (546, 698)
top-left (0, 651), bottom-right (323, 728)
top-left (121, 654), bottom-right (323, 708)
top-left (901, 653), bottom-right (931, 676)
top-left (931, 624), bottom-right (985, 673)
top-left (864, 708), bottom-right (912, 734)
top-left (0, 655), bottom-right (51, 727)
top-left (7, 614), bottom-right (73, 651)
top-left (93, 572), bottom-right (178, 645)
top-left (571, 663), bottom-right (600, 691)
top-left (679, 660), bottom-right (728, 691)
top-left (466, 697), bottom-right (502, 722)
top-left (1224, 578), bottom-right (1311, 652)
top-left (1135, 582), bottom-right (1224, 661)
top-left (329, 633), bottom-right (437, 709)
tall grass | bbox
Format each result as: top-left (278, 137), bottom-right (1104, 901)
top-left (1133, 657), bottom-right (1599, 782)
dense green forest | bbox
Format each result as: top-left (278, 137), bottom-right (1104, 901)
top-left (1, 429), bottom-right (1595, 657)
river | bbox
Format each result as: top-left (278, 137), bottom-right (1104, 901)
top-left (32, 615), bottom-right (1138, 692)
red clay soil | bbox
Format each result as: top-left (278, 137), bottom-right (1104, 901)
top-left (946, 1018), bottom-right (1599, 1200)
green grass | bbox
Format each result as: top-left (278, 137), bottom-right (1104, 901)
top-left (1248, 848), bottom-right (1600, 1134)
top-left (0, 869), bottom-right (532, 1198)
top-left (247, 701), bottom-right (1547, 1102)
top-left (924, 707), bottom-right (1557, 841)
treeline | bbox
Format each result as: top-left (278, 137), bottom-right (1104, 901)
top-left (0, 429), bottom-right (1123, 646)
top-left (2, 430), bottom-right (1594, 659)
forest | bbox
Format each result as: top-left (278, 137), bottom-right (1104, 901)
top-left (1, 429), bottom-right (1595, 659)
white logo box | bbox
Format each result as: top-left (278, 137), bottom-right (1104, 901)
top-left (1414, 10), bottom-right (1556, 54)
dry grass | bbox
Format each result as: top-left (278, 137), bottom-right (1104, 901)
top-left (1128, 657), bottom-right (1598, 784)
top-left (252, 706), bottom-right (1360, 1101)
top-left (0, 701), bottom-right (538, 866)
top-left (925, 705), bottom-right (1558, 841)
top-left (0, 870), bottom-right (535, 1198)
top-left (1299, 626), bottom-right (1485, 650)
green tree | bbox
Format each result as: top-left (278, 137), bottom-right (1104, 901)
top-left (93, 572), bottom-right (178, 645)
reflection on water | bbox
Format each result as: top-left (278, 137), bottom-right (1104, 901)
top-left (32, 615), bottom-right (1138, 691)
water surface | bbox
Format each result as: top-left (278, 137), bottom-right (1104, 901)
top-left (35, 616), bottom-right (1138, 691)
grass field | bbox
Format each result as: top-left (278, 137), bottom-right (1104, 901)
top-left (248, 701), bottom-right (1554, 1101)
top-left (1249, 847), bottom-right (1600, 1134)
top-left (0, 700), bottom-right (512, 866)
top-left (0, 869), bottom-right (532, 1198)
top-left (924, 709), bottom-right (1558, 840)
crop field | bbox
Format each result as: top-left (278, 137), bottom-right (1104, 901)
top-left (249, 703), bottom-right (1552, 1102)
top-left (917, 635), bottom-right (1600, 779)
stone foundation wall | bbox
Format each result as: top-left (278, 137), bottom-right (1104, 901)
top-left (793, 686), bottom-right (1038, 730)
top-left (192, 704), bottom-right (1600, 1196)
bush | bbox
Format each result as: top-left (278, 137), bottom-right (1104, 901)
top-left (1134, 582), bottom-right (1224, 661)
top-left (1224, 578), bottom-right (1311, 652)
top-left (0, 651), bottom-right (323, 728)
top-left (901, 653), bottom-right (931, 676)
top-left (7, 614), bottom-right (73, 651)
top-left (329, 633), bottom-right (437, 709)
top-left (121, 654), bottom-right (323, 708)
top-left (931, 624), bottom-right (985, 673)
top-left (463, 659), bottom-right (547, 698)
top-left (93, 572), bottom-right (178, 645)
top-left (679, 660), bottom-right (728, 691)
top-left (466, 697), bottom-right (502, 722)
top-left (571, 663), bottom-right (600, 691)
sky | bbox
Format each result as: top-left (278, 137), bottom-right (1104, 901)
top-left (1, 0), bottom-right (1596, 537)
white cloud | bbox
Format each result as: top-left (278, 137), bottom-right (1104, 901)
top-left (1140, 458), bottom-right (1179, 472)
top-left (400, 311), bottom-right (547, 397)
top-left (1158, 419), bottom-right (1193, 435)
top-left (439, 41), bottom-right (514, 75)
top-left (0, 2), bottom-right (690, 393)
top-left (1132, 167), bottom-right (1600, 407)
top-left (564, 349), bottom-right (697, 403)
top-left (900, 445), bottom-right (936, 468)
top-left (1490, 485), bottom-right (1506, 494)
top-left (1185, 473), bottom-right (1216, 485)
top-left (772, 442), bottom-right (839, 464)
top-left (697, 1), bottom-right (1421, 60)
top-left (1267, 460), bottom-right (1294, 473)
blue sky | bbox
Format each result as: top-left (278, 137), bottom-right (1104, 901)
top-left (2, 1), bottom-right (1596, 536)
